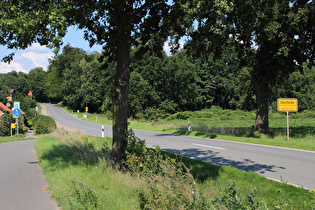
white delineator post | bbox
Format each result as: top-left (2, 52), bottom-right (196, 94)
top-left (102, 125), bottom-right (105, 137)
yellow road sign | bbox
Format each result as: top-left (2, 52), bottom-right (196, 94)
top-left (85, 107), bottom-right (88, 112)
top-left (11, 123), bottom-right (16, 129)
top-left (277, 98), bottom-right (298, 112)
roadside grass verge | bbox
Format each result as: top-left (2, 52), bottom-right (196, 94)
top-left (35, 130), bottom-right (315, 209)
top-left (0, 136), bottom-right (33, 144)
top-left (35, 131), bottom-right (140, 209)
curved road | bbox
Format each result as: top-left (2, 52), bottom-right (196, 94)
top-left (45, 104), bottom-right (315, 190)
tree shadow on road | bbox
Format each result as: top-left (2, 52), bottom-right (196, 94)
top-left (162, 147), bottom-right (285, 181)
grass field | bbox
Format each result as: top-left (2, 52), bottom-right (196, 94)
top-left (34, 131), bottom-right (315, 209)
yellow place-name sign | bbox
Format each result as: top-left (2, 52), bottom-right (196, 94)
top-left (277, 98), bottom-right (298, 112)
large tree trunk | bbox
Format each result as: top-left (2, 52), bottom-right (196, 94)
top-left (111, 29), bottom-right (131, 167)
top-left (254, 78), bottom-right (269, 133)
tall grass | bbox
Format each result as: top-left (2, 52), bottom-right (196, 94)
top-left (35, 130), bottom-right (140, 209)
top-left (35, 130), bottom-right (315, 209)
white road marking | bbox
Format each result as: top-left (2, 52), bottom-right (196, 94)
top-left (192, 143), bottom-right (225, 150)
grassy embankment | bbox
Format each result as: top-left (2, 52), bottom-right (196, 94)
top-left (61, 106), bottom-right (315, 151)
top-left (34, 131), bottom-right (314, 209)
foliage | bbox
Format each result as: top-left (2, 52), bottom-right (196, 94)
top-left (124, 129), bottom-right (164, 176)
top-left (1, 0), bottom-right (192, 165)
top-left (123, 129), bottom-right (265, 209)
top-left (185, 0), bottom-right (314, 133)
top-left (2, 46), bottom-right (314, 125)
top-left (27, 67), bottom-right (48, 102)
top-left (283, 65), bottom-right (315, 111)
top-left (137, 160), bottom-right (211, 210)
top-left (32, 115), bottom-right (56, 134)
top-left (69, 178), bottom-right (99, 210)
top-left (1, 0), bottom-right (315, 165)
top-left (0, 112), bottom-right (14, 136)
top-left (167, 106), bottom-right (255, 121)
top-left (212, 181), bottom-right (264, 209)
top-left (19, 96), bottom-right (37, 127)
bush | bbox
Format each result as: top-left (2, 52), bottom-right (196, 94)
top-left (212, 181), bottom-right (265, 209)
top-left (32, 115), bottom-right (56, 134)
top-left (167, 111), bottom-right (193, 120)
top-left (138, 107), bottom-right (169, 121)
top-left (0, 113), bottom-right (14, 136)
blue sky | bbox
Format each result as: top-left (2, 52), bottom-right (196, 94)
top-left (0, 26), bottom-right (103, 74)
top-left (0, 26), bottom-right (176, 74)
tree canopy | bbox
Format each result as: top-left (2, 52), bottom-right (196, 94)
top-left (0, 0), bottom-right (186, 166)
top-left (184, 0), bottom-right (314, 133)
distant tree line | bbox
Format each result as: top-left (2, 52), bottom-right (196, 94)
top-left (1, 44), bottom-right (314, 120)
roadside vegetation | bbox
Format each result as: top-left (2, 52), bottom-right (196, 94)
top-left (0, 136), bottom-right (33, 144)
top-left (32, 114), bottom-right (56, 135)
top-left (61, 105), bottom-right (315, 151)
top-left (35, 130), bottom-right (314, 209)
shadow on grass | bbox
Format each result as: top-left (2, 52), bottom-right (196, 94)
top-left (40, 143), bottom-right (110, 170)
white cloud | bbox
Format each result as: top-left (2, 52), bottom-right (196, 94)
top-left (0, 43), bottom-right (53, 74)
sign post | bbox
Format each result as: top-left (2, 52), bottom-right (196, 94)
top-left (12, 101), bottom-right (22, 137)
top-left (277, 98), bottom-right (298, 141)
top-left (11, 123), bottom-right (15, 137)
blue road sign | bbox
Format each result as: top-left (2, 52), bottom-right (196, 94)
top-left (13, 108), bottom-right (22, 117)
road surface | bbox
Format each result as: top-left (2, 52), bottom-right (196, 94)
top-left (0, 140), bottom-right (59, 210)
top-left (45, 104), bottom-right (315, 190)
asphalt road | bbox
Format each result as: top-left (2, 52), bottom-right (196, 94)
top-left (0, 140), bottom-right (59, 210)
top-left (45, 104), bottom-right (315, 190)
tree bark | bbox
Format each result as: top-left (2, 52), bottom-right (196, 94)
top-left (254, 78), bottom-right (269, 133)
top-left (111, 28), bottom-right (131, 167)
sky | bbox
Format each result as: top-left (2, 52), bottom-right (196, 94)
top-left (0, 26), bottom-right (176, 74)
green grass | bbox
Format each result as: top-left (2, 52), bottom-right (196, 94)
top-left (0, 136), bottom-right (33, 144)
top-left (35, 133), bottom-right (140, 209)
top-left (34, 132), bottom-right (315, 209)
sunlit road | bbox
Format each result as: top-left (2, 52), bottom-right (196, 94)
top-left (45, 104), bottom-right (315, 190)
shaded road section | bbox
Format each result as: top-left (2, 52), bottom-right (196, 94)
top-left (45, 103), bottom-right (315, 190)
top-left (0, 140), bottom-right (59, 210)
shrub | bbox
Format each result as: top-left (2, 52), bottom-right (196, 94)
top-left (138, 107), bottom-right (169, 121)
top-left (124, 129), bottom-right (164, 175)
top-left (69, 178), bottom-right (99, 210)
top-left (124, 129), bottom-right (213, 209)
top-left (0, 113), bottom-right (14, 136)
top-left (212, 181), bottom-right (265, 209)
top-left (32, 115), bottom-right (56, 134)
top-left (138, 160), bottom-right (210, 209)
top-left (167, 111), bottom-right (193, 120)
